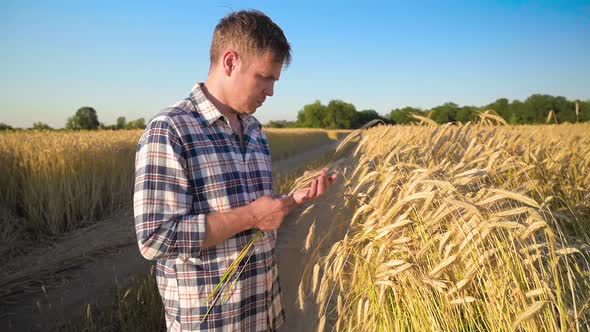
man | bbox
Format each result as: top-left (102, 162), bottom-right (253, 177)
top-left (133, 10), bottom-right (337, 331)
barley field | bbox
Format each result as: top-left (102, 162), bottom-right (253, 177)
top-left (51, 123), bottom-right (590, 331)
top-left (296, 123), bottom-right (590, 331)
top-left (0, 128), bottom-right (349, 242)
top-left (265, 128), bottom-right (350, 160)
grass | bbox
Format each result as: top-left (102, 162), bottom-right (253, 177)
top-left (57, 266), bottom-right (166, 332)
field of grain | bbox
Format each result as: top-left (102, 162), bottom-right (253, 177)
top-left (265, 128), bottom-right (350, 160)
top-left (48, 123), bottom-right (590, 331)
top-left (296, 123), bottom-right (590, 331)
top-left (3, 123), bottom-right (590, 331)
top-left (0, 128), bottom-right (349, 243)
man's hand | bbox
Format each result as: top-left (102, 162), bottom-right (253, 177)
top-left (248, 195), bottom-right (290, 231)
top-left (292, 168), bottom-right (338, 205)
top-left (247, 169), bottom-right (337, 231)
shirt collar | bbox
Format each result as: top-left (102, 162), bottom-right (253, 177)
top-left (189, 82), bottom-right (261, 130)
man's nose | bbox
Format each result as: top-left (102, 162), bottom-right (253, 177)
top-left (264, 83), bottom-right (274, 97)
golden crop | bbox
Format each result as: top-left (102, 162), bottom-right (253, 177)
top-left (0, 130), bottom-right (141, 236)
top-left (298, 123), bottom-right (590, 331)
top-left (264, 128), bottom-right (350, 160)
top-left (0, 128), bottom-right (349, 240)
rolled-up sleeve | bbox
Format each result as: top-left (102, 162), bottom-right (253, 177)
top-left (133, 118), bottom-right (206, 261)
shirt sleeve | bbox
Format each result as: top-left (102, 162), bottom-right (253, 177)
top-left (133, 118), bottom-right (206, 261)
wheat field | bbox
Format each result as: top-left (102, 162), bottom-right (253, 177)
top-left (296, 123), bottom-right (590, 331)
top-left (0, 128), bottom-right (349, 241)
top-left (44, 123), bottom-right (590, 331)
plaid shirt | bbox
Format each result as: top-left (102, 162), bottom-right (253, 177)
top-left (133, 83), bottom-right (285, 331)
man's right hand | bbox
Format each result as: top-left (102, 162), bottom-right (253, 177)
top-left (248, 195), bottom-right (293, 231)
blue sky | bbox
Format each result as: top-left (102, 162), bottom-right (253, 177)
top-left (1, 0), bottom-right (589, 128)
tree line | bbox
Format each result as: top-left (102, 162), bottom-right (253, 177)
top-left (0, 107), bottom-right (146, 131)
top-left (1, 94), bottom-right (589, 131)
top-left (266, 94), bottom-right (590, 128)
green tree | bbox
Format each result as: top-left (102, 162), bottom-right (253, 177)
top-left (296, 100), bottom-right (326, 128)
top-left (125, 118), bottom-right (146, 129)
top-left (430, 102), bottom-right (459, 124)
top-left (509, 100), bottom-right (525, 124)
top-left (579, 100), bottom-right (590, 122)
top-left (551, 96), bottom-right (576, 123)
top-left (520, 94), bottom-right (563, 123)
top-left (264, 120), bottom-right (296, 128)
top-left (355, 109), bottom-right (390, 128)
top-left (32, 122), bottom-right (53, 130)
top-left (485, 98), bottom-right (511, 120)
top-left (116, 116), bottom-right (127, 129)
top-left (0, 123), bottom-right (14, 131)
top-left (324, 100), bottom-right (358, 129)
top-left (388, 107), bottom-right (424, 124)
top-left (455, 106), bottom-right (478, 123)
top-left (66, 107), bottom-right (100, 130)
top-left (508, 112), bottom-right (520, 125)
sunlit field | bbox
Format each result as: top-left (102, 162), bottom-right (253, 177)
top-left (295, 123), bottom-right (590, 330)
top-left (0, 128), bottom-right (349, 244)
top-left (0, 131), bottom-right (139, 240)
top-left (264, 128), bottom-right (350, 160)
top-left (3, 123), bottom-right (590, 331)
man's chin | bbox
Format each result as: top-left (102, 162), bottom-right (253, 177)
top-left (234, 107), bottom-right (255, 116)
top-left (237, 103), bottom-right (258, 115)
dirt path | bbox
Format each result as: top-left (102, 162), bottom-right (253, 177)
top-left (272, 139), bottom-right (340, 173)
top-left (276, 175), bottom-right (353, 332)
top-left (0, 139), bottom-right (352, 332)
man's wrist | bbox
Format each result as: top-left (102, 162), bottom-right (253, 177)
top-left (285, 193), bottom-right (302, 209)
top-left (239, 204), bottom-right (257, 230)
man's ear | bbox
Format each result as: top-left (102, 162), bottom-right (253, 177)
top-left (222, 50), bottom-right (238, 76)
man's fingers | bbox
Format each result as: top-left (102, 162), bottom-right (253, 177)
top-left (317, 170), bottom-right (326, 196)
top-left (328, 173), bottom-right (338, 184)
top-left (309, 178), bottom-right (318, 198)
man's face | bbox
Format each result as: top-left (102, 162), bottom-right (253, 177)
top-left (230, 51), bottom-right (282, 115)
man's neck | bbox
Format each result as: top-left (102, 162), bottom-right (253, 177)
top-left (202, 80), bottom-right (239, 123)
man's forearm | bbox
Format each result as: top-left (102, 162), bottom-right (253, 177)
top-left (201, 193), bottom-right (300, 249)
top-left (202, 204), bottom-right (256, 248)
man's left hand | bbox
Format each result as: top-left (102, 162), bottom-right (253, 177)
top-left (291, 168), bottom-right (338, 206)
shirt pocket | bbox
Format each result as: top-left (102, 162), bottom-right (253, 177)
top-left (173, 257), bottom-right (208, 313)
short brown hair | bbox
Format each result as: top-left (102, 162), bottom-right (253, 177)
top-left (210, 10), bottom-right (291, 68)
